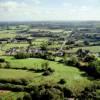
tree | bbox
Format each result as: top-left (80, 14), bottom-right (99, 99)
top-left (76, 49), bottom-right (90, 58)
top-left (88, 60), bottom-right (100, 77)
top-left (84, 40), bottom-right (90, 46)
top-left (40, 42), bottom-right (48, 51)
top-left (28, 39), bottom-right (33, 46)
top-left (84, 54), bottom-right (96, 62)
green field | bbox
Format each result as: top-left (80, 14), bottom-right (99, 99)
top-left (0, 69), bottom-right (38, 80)
top-left (0, 33), bottom-right (16, 39)
top-left (0, 43), bottom-right (29, 51)
top-left (70, 46), bottom-right (100, 53)
top-left (0, 24), bottom-right (99, 99)
top-left (0, 91), bottom-right (27, 100)
top-left (0, 56), bottom-right (91, 95)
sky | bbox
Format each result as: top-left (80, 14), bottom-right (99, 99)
top-left (0, 0), bottom-right (100, 21)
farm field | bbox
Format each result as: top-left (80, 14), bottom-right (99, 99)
top-left (0, 33), bottom-right (16, 39)
top-left (0, 43), bottom-right (29, 51)
top-left (69, 46), bottom-right (100, 53)
top-left (0, 21), bottom-right (100, 99)
top-left (0, 56), bottom-right (91, 95)
top-left (0, 91), bottom-right (27, 100)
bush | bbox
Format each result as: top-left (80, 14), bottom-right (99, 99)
top-left (48, 68), bottom-right (55, 73)
top-left (41, 61), bottom-right (49, 70)
top-left (84, 54), bottom-right (96, 62)
top-left (58, 79), bottom-right (66, 84)
top-left (42, 70), bottom-right (51, 76)
top-left (65, 56), bottom-right (78, 66)
top-left (63, 87), bottom-right (73, 98)
top-left (78, 83), bottom-right (99, 99)
top-left (88, 60), bottom-right (100, 78)
top-left (0, 83), bottom-right (25, 92)
top-left (58, 59), bottom-right (64, 63)
top-left (31, 85), bottom-right (64, 100)
top-left (0, 58), bottom-right (5, 63)
top-left (23, 93), bottom-right (32, 100)
top-left (0, 78), bottom-right (30, 85)
top-left (14, 53), bottom-right (30, 59)
top-left (5, 62), bottom-right (11, 68)
top-left (41, 61), bottom-right (54, 76)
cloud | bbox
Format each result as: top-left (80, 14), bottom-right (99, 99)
top-left (0, 0), bottom-right (100, 21)
top-left (32, 0), bottom-right (41, 5)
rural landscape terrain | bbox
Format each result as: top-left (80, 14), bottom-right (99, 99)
top-left (0, 21), bottom-right (100, 100)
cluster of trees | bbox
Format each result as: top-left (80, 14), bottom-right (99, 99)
top-left (88, 60), bottom-right (100, 78)
top-left (78, 81), bottom-right (100, 99)
top-left (62, 49), bottom-right (100, 78)
top-left (41, 61), bottom-right (54, 76)
top-left (0, 78), bottom-right (30, 86)
top-left (0, 58), bottom-right (5, 63)
top-left (0, 80), bottom-right (99, 100)
top-left (14, 52), bottom-right (30, 59)
top-left (14, 52), bottom-right (55, 61)
top-left (0, 83), bottom-right (73, 100)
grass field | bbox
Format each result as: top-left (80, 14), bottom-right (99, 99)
top-left (0, 33), bottom-right (16, 39)
top-left (0, 91), bottom-right (27, 100)
top-left (0, 56), bottom-right (91, 94)
top-left (0, 69), bottom-right (39, 80)
top-left (0, 43), bottom-right (29, 51)
top-left (29, 29), bottom-right (64, 33)
top-left (70, 46), bottom-right (100, 53)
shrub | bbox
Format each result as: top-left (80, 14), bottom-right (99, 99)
top-left (14, 53), bottom-right (30, 59)
top-left (41, 61), bottom-right (54, 76)
top-left (0, 83), bottom-right (25, 92)
top-left (42, 70), bottom-right (51, 76)
top-left (23, 93), bottom-right (32, 100)
top-left (41, 61), bottom-right (49, 70)
top-left (48, 67), bottom-right (55, 73)
top-left (0, 58), bottom-right (5, 63)
top-left (31, 85), bottom-right (64, 100)
top-left (63, 87), bottom-right (73, 98)
top-left (78, 83), bottom-right (98, 99)
top-left (84, 54), bottom-right (96, 62)
top-left (84, 40), bottom-right (90, 45)
top-left (65, 56), bottom-right (78, 66)
top-left (47, 55), bottom-right (55, 61)
top-left (58, 79), bottom-right (66, 84)
top-left (58, 59), bottom-right (64, 63)
top-left (5, 62), bottom-right (11, 68)
top-left (88, 60), bottom-right (100, 78)
top-left (0, 78), bottom-right (30, 85)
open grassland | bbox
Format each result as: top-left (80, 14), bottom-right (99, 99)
top-left (29, 28), bottom-right (64, 33)
top-left (35, 38), bottom-right (48, 42)
top-left (0, 56), bottom-right (91, 94)
top-left (0, 69), bottom-right (39, 80)
top-left (70, 46), bottom-right (100, 53)
top-left (0, 91), bottom-right (27, 100)
top-left (0, 33), bottom-right (16, 39)
top-left (0, 50), bottom-right (4, 56)
top-left (0, 43), bottom-right (29, 51)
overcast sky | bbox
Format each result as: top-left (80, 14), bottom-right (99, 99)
top-left (0, 0), bottom-right (100, 21)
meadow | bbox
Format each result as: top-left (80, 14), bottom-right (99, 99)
top-left (69, 46), bottom-right (100, 53)
top-left (0, 23), bottom-right (100, 99)
top-left (0, 56), bottom-right (91, 95)
top-left (0, 91), bottom-right (27, 100)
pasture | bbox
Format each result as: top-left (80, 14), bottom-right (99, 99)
top-left (0, 56), bottom-right (91, 95)
top-left (69, 46), bottom-right (100, 53)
